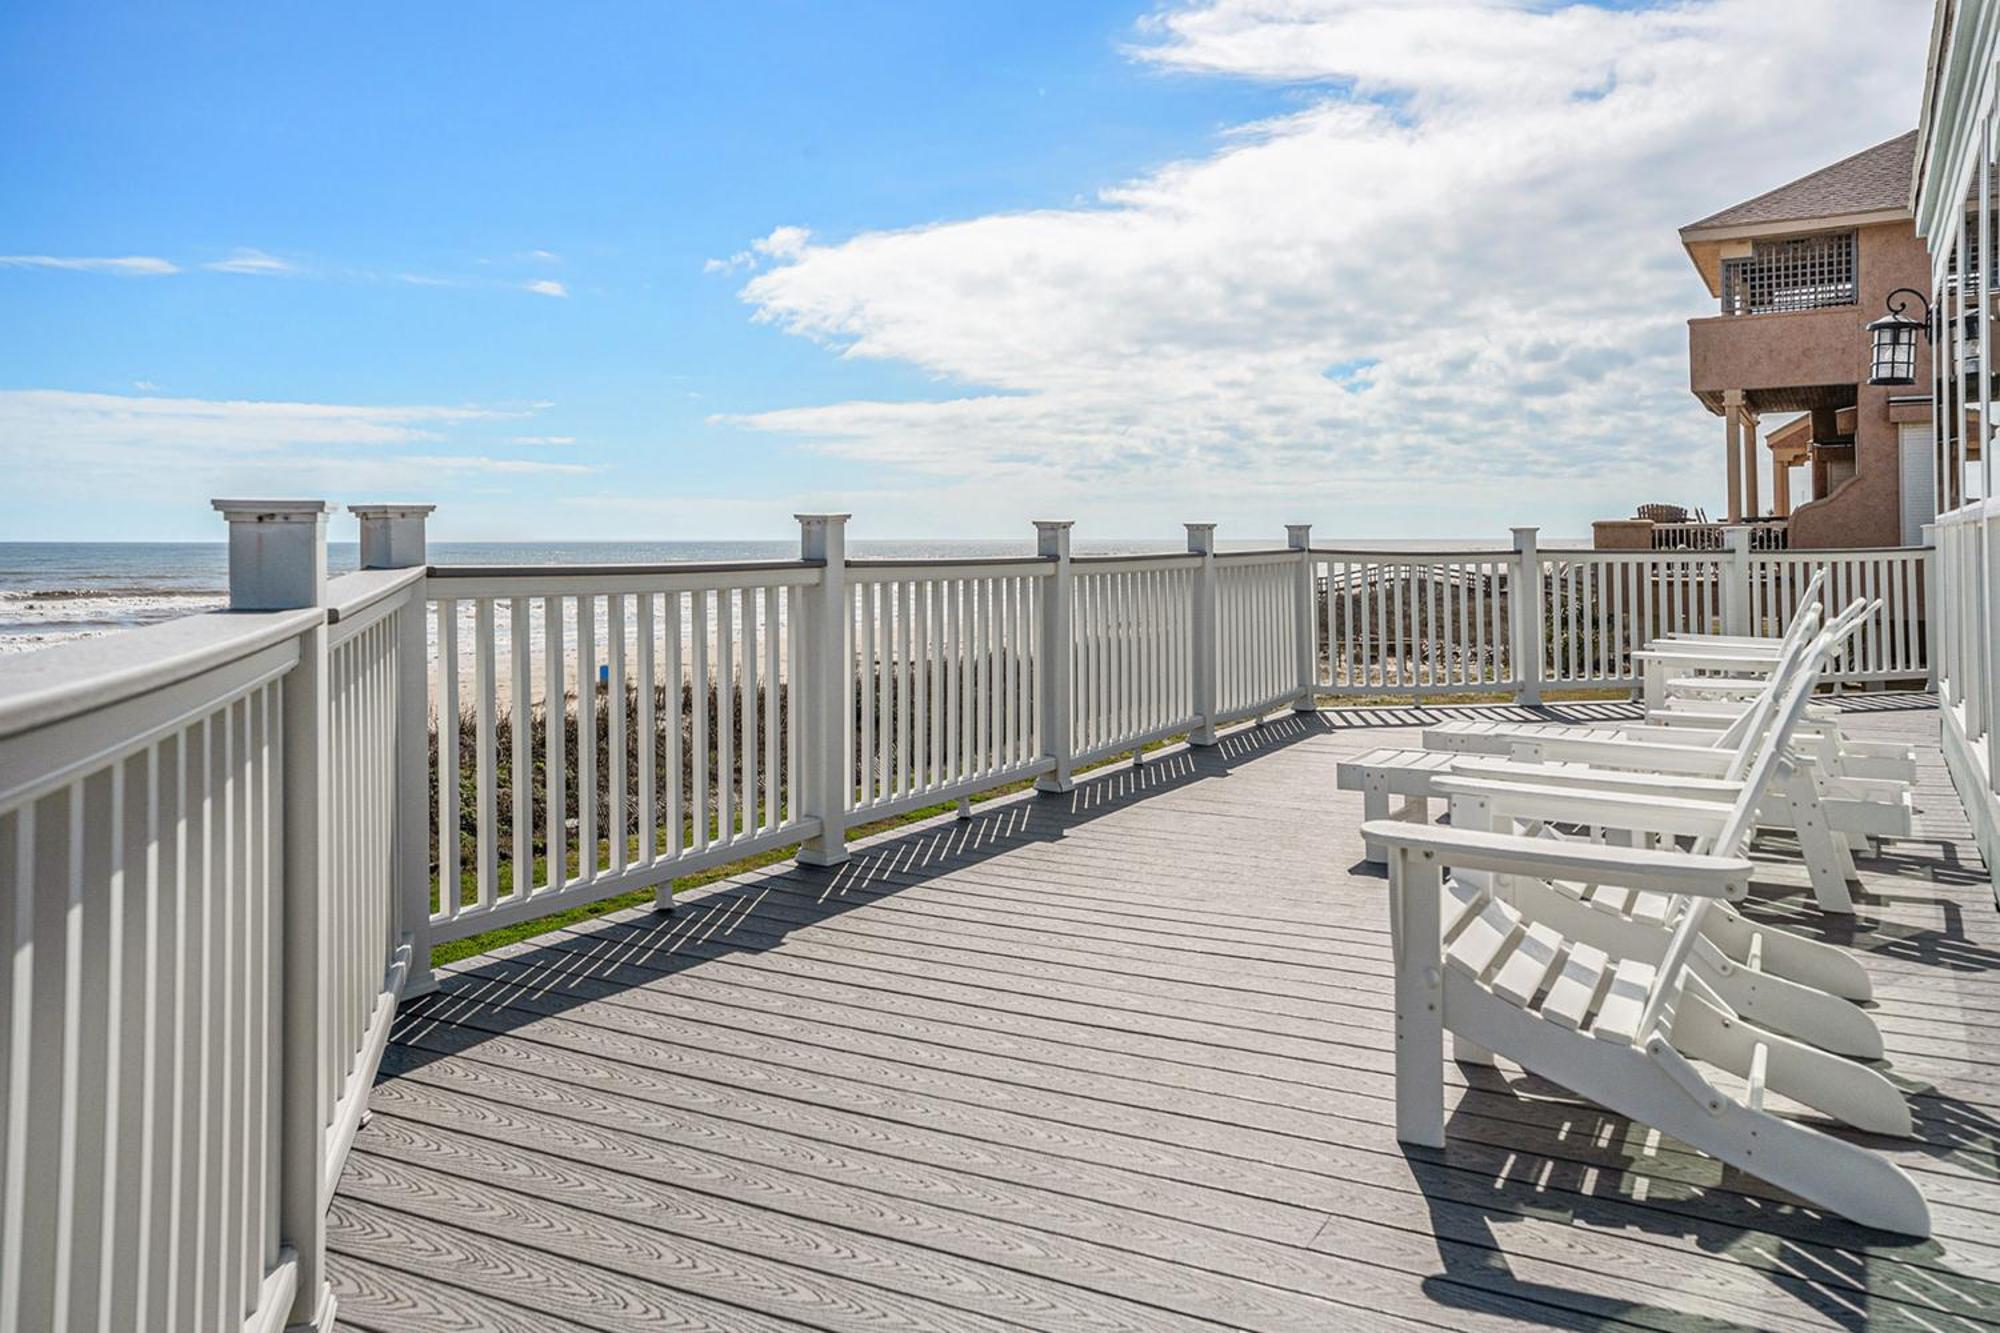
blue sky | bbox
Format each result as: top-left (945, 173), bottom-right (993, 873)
top-left (0, 1), bottom-right (1932, 542)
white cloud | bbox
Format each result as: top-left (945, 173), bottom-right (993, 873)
top-left (706, 226), bottom-right (815, 276)
top-left (507, 434), bottom-right (578, 445)
top-left (720, 0), bottom-right (1930, 535)
top-left (203, 248), bottom-right (300, 276)
top-left (0, 389), bottom-right (605, 510)
top-left (0, 254), bottom-right (178, 275)
top-left (524, 279), bottom-right (569, 298)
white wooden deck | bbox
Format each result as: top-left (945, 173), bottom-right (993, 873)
top-left (329, 697), bottom-right (2000, 1332)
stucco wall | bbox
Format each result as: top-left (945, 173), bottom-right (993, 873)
top-left (1788, 221), bottom-right (1932, 549)
top-left (1684, 220), bottom-right (1932, 549)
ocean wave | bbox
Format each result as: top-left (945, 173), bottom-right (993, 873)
top-left (0, 586), bottom-right (222, 602)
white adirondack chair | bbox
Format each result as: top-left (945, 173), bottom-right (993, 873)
top-left (1426, 605), bottom-right (1905, 910)
top-left (1432, 597), bottom-right (1910, 790)
top-left (1431, 634), bottom-right (1883, 1058)
top-left (1371, 808), bottom-right (1930, 1236)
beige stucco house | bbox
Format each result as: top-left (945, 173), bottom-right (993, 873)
top-left (1603, 132), bottom-right (1948, 550)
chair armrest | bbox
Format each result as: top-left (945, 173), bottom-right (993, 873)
top-left (1432, 775), bottom-right (1735, 838)
top-left (1447, 756), bottom-right (1741, 802)
top-left (1510, 734), bottom-right (1736, 777)
top-left (1633, 646), bottom-right (1781, 667)
top-left (1361, 820), bottom-right (1752, 897)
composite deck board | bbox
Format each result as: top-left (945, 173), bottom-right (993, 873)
top-left (331, 698), bottom-right (2000, 1331)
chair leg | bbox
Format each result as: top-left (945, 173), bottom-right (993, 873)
top-left (1362, 782), bottom-right (1389, 865)
top-left (1390, 848), bottom-right (1446, 1149)
top-left (1781, 765), bottom-right (1855, 913)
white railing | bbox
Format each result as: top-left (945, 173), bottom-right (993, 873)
top-left (0, 498), bottom-right (1951, 1333)
top-left (1313, 550), bottom-right (1520, 696)
top-left (0, 502), bottom-right (425, 1333)
top-left (424, 563), bottom-right (819, 948)
top-left (1310, 530), bottom-right (1932, 701)
top-left (1215, 551), bottom-right (1302, 721)
top-left (1070, 555), bottom-right (1199, 763)
top-left (1933, 498), bottom-right (2000, 880)
top-left (1540, 549), bottom-right (1721, 689)
top-left (848, 561), bottom-right (1048, 819)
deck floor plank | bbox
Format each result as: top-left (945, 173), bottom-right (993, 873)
top-left (332, 698), bottom-right (2000, 1332)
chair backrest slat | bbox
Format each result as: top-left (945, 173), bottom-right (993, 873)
top-left (1640, 630), bottom-right (1834, 1042)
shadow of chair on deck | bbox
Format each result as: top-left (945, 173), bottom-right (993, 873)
top-left (1410, 1062), bottom-right (1993, 1333)
top-left (383, 710), bottom-right (1330, 1079)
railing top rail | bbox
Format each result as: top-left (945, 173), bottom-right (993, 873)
top-left (328, 566), bottom-right (427, 625)
top-left (0, 605), bottom-right (321, 742)
top-left (1310, 547), bottom-right (1516, 560)
top-left (1071, 552), bottom-right (1203, 568)
top-left (1212, 547), bottom-right (1300, 561)
top-left (847, 556), bottom-right (1053, 577)
top-left (1749, 545), bottom-right (1934, 557)
top-left (427, 557), bottom-right (820, 580)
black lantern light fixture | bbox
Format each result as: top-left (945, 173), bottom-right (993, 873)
top-left (1867, 287), bottom-right (1932, 387)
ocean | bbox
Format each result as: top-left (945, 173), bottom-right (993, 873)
top-left (0, 537), bottom-right (1577, 658)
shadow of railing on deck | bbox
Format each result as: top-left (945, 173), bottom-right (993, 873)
top-left (384, 711), bottom-right (1330, 1079)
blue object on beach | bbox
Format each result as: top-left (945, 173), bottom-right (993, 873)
top-left (599, 664), bottom-right (610, 685)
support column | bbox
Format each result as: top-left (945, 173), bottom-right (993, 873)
top-left (1774, 458), bottom-right (1792, 517)
top-left (212, 499), bottom-right (337, 1333)
top-left (1724, 390), bottom-right (1745, 522)
top-left (1287, 524), bottom-right (1317, 711)
top-left (796, 514), bottom-right (852, 866)
top-left (1744, 410), bottom-right (1761, 520)
top-left (350, 504), bottom-right (437, 996)
top-left (1033, 520), bottom-right (1076, 792)
top-left (1187, 523), bottom-right (1219, 745)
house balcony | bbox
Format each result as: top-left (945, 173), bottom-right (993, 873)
top-left (1688, 304), bottom-right (1863, 415)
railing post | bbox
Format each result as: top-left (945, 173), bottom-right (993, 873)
top-left (1187, 523), bottom-right (1219, 745)
top-left (1033, 521), bottom-right (1076, 792)
top-left (1720, 526), bottom-right (1752, 635)
top-left (1510, 526), bottom-right (1543, 706)
top-left (797, 514), bottom-right (851, 866)
top-left (213, 499), bottom-right (336, 1333)
top-left (350, 504), bottom-right (437, 997)
top-left (1924, 522), bottom-right (1940, 693)
top-left (1287, 524), bottom-right (1316, 712)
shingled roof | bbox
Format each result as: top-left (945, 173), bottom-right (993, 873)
top-left (1683, 130), bottom-right (1918, 234)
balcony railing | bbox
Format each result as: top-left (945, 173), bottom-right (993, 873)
top-left (0, 499), bottom-right (1939, 1331)
top-left (1720, 231), bottom-right (1857, 315)
top-left (1650, 519), bottom-right (1789, 550)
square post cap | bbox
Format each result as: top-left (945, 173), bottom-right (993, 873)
top-left (211, 498), bottom-right (331, 610)
top-left (796, 513), bottom-right (851, 562)
top-left (1285, 524), bottom-right (1312, 549)
top-left (349, 503), bottom-right (436, 569)
top-left (1032, 520), bottom-right (1074, 558)
top-left (1185, 522), bottom-right (1217, 554)
top-left (211, 499), bottom-right (334, 524)
top-left (348, 504), bottom-right (436, 520)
